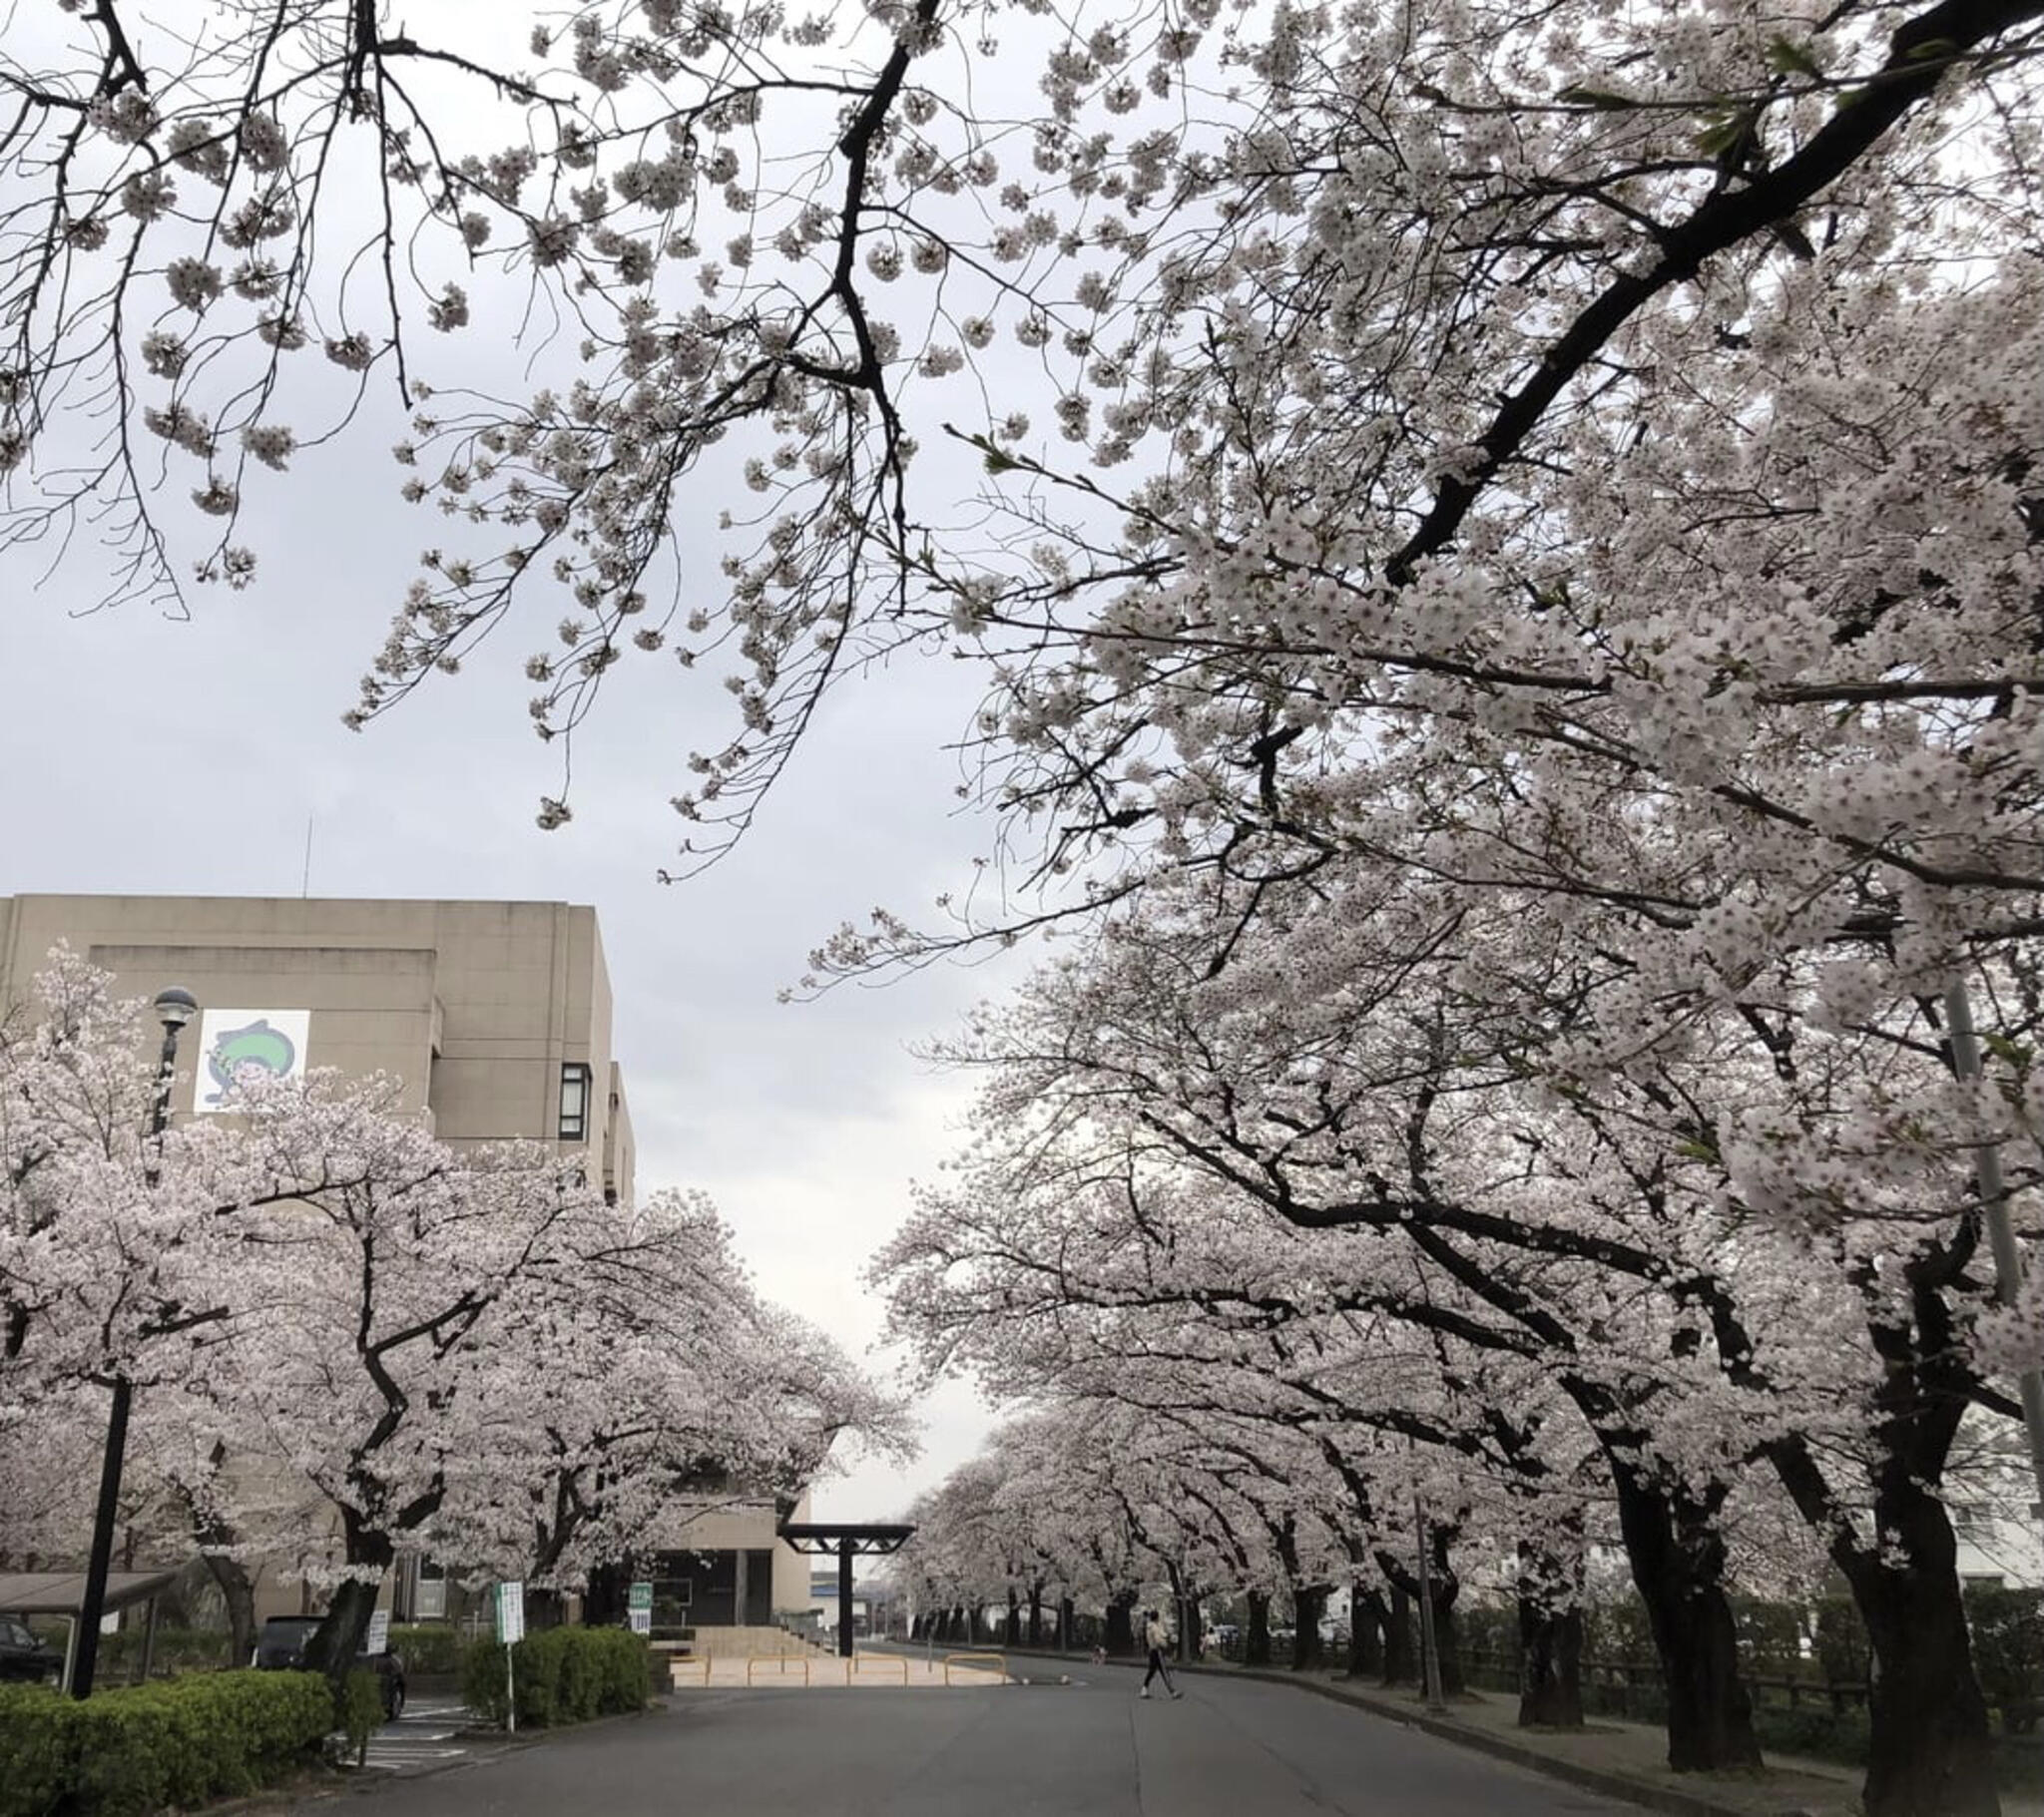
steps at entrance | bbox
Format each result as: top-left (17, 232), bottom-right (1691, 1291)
top-left (661, 1624), bottom-right (823, 1661)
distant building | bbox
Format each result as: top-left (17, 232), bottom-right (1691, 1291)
top-left (1, 893), bottom-right (640, 1624)
top-left (0, 894), bottom-right (634, 1205)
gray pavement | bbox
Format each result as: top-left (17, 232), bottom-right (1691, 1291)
top-left (274, 1668), bottom-right (1648, 1815)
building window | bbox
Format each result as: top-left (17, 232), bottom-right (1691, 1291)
top-left (559, 1063), bottom-right (592, 1141)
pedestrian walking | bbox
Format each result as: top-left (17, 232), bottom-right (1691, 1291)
top-left (1139, 1612), bottom-right (1181, 1699)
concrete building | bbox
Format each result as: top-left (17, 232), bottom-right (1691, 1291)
top-left (0, 894), bottom-right (634, 1204)
top-left (1, 894), bottom-right (828, 1647)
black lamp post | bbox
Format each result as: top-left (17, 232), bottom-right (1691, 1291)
top-left (71, 987), bottom-right (198, 1700)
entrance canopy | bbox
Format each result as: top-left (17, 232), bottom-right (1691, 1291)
top-left (775, 1524), bottom-right (915, 1558)
top-left (776, 1525), bottom-right (914, 1657)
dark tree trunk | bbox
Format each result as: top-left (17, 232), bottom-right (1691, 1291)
top-left (1246, 1589), bottom-right (1272, 1666)
top-left (1381, 1584), bottom-right (1415, 1685)
top-left (1348, 1586), bottom-right (1384, 1678)
top-left (527, 1590), bottom-right (568, 1629)
top-left (1765, 1254), bottom-right (2002, 1817)
top-left (1836, 1473), bottom-right (1998, 1814)
top-left (306, 1566), bottom-right (386, 1689)
top-left (1005, 1588), bottom-right (1021, 1647)
top-left (1290, 1585), bottom-right (1326, 1671)
top-left (1517, 1593), bottom-right (1585, 1728)
top-left (1179, 1596), bottom-right (1203, 1662)
top-left (1427, 1526), bottom-right (1464, 1696)
top-left (1028, 1583), bottom-right (1044, 1647)
top-left (1056, 1595), bottom-right (1073, 1649)
top-left (1514, 1535), bottom-right (1585, 1727)
top-left (1105, 1590), bottom-right (1137, 1656)
top-left (201, 1552), bottom-right (258, 1669)
top-left (1610, 1464), bottom-right (1761, 1772)
top-left (583, 1560), bottom-right (629, 1627)
top-left (1431, 1581), bottom-right (1464, 1696)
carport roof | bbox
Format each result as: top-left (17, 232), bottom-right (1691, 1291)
top-left (0, 1569), bottom-right (180, 1616)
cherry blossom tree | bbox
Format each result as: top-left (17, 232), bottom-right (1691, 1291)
top-left (2, 957), bottom-right (908, 1684)
top-left (875, 849), bottom-right (2037, 1809)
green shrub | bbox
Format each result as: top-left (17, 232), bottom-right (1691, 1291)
top-left (334, 1668), bottom-right (384, 1766)
top-left (461, 1626), bottom-right (649, 1730)
top-left (1964, 1584), bottom-right (2044, 1731)
top-left (1811, 1595), bottom-right (1870, 1689)
top-left (0, 1684), bottom-right (77, 1817)
top-left (0, 1669), bottom-right (329, 1817)
top-left (1753, 1700), bottom-right (1873, 1766)
top-left (388, 1622), bottom-right (465, 1675)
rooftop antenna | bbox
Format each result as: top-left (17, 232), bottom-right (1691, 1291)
top-left (300, 815), bottom-right (313, 898)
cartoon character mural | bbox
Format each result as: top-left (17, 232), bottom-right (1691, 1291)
top-left (193, 1009), bottom-right (311, 1111)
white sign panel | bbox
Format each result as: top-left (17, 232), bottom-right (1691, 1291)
top-left (628, 1608), bottom-right (651, 1635)
top-left (495, 1582), bottom-right (525, 1646)
top-left (365, 1610), bottom-right (390, 1655)
top-left (192, 1009), bottom-right (310, 1112)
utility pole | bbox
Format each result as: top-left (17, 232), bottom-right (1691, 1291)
top-left (1943, 981), bottom-right (2044, 1517)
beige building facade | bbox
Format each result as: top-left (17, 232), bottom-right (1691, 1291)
top-left (2, 895), bottom-right (823, 1641)
top-left (0, 894), bottom-right (634, 1205)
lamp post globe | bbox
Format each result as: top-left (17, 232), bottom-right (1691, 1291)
top-left (153, 986), bottom-right (199, 1033)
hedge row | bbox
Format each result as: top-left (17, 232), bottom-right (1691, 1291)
top-left (461, 1626), bottom-right (648, 1729)
top-left (0, 1671), bottom-right (330, 1817)
top-left (387, 1622), bottom-right (467, 1675)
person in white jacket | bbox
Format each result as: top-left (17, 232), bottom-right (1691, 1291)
top-left (1140, 1613), bottom-right (1182, 1699)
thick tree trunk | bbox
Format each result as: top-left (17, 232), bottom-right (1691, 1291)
top-left (1246, 1589), bottom-right (1272, 1666)
top-left (1843, 1490), bottom-right (1999, 1816)
top-left (1105, 1590), bottom-right (1137, 1656)
top-left (1179, 1595), bottom-right (1203, 1662)
top-left (1348, 1585), bottom-right (1384, 1678)
top-left (1381, 1584), bottom-right (1415, 1685)
top-left (1427, 1527), bottom-right (1464, 1696)
top-left (583, 1560), bottom-right (629, 1627)
top-left (1290, 1585), bottom-right (1326, 1671)
top-left (1517, 1593), bottom-right (1585, 1728)
top-left (1431, 1579), bottom-right (1465, 1696)
top-left (1005, 1587), bottom-right (1021, 1647)
top-left (1057, 1595), bottom-right (1074, 1650)
top-left (201, 1552), bottom-right (258, 1669)
top-left (307, 1568), bottom-right (386, 1689)
top-left (1610, 1465), bottom-right (1760, 1772)
top-left (1028, 1583), bottom-right (1044, 1648)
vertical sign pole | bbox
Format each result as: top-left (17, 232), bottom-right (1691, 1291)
top-left (837, 1543), bottom-right (855, 1660)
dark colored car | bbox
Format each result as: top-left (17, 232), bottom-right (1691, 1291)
top-left (254, 1615), bottom-right (405, 1719)
top-left (0, 1613), bottom-right (63, 1684)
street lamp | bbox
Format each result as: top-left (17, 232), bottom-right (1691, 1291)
top-left (71, 987), bottom-right (198, 1700)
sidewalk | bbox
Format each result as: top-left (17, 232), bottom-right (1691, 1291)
top-left (987, 1646), bottom-right (2042, 1817)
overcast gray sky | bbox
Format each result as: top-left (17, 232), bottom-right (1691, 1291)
top-left (3, 384), bottom-right (1024, 1520)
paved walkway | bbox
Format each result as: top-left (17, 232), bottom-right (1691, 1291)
top-left (664, 1649), bottom-right (1009, 1690)
top-left (263, 1659), bottom-right (1650, 1815)
top-left (982, 1647), bottom-right (2044, 1817)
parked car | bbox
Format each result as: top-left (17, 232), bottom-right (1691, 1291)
top-left (0, 1613), bottom-right (63, 1684)
top-left (254, 1616), bottom-right (405, 1719)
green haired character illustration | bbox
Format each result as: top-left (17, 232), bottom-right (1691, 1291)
top-left (203, 1018), bottom-right (298, 1106)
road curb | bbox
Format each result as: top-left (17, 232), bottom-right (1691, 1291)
top-left (981, 1646), bottom-right (1810, 1817)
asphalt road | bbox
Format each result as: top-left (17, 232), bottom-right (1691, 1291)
top-left (282, 1667), bottom-right (1646, 1816)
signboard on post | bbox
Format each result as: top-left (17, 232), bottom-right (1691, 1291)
top-left (627, 1580), bottom-right (653, 1635)
top-left (495, 1582), bottom-right (525, 1645)
top-left (365, 1610), bottom-right (389, 1656)
top-left (495, 1583), bottom-right (524, 1734)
